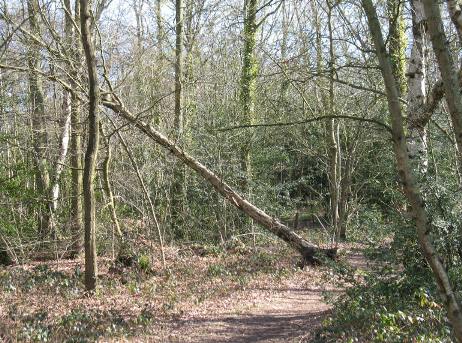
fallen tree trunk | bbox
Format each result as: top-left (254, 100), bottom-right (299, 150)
top-left (102, 96), bottom-right (336, 263)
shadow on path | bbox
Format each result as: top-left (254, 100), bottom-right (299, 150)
top-left (166, 288), bottom-right (332, 343)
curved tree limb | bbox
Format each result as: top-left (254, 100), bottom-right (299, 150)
top-left (216, 115), bottom-right (393, 134)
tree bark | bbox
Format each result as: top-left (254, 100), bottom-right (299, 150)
top-left (80, 0), bottom-right (99, 292)
top-left (170, 0), bottom-right (186, 238)
top-left (423, 0), bottom-right (462, 178)
top-left (27, 0), bottom-right (51, 238)
top-left (407, 0), bottom-right (429, 180)
top-left (326, 1), bottom-right (341, 240)
top-left (423, 0), bottom-right (462, 272)
top-left (386, 0), bottom-right (407, 95)
top-left (362, 1), bottom-right (462, 341)
top-left (447, 0), bottom-right (462, 47)
top-left (67, 0), bottom-right (84, 258)
top-left (102, 97), bottom-right (336, 263)
top-left (100, 126), bottom-right (123, 240)
top-left (338, 142), bottom-right (354, 241)
top-left (240, 0), bottom-right (259, 195)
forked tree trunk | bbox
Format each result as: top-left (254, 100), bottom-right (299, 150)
top-left (338, 143), bottom-right (354, 240)
top-left (362, 1), bottom-right (462, 341)
top-left (102, 97), bottom-right (336, 263)
top-left (80, 0), bottom-right (99, 292)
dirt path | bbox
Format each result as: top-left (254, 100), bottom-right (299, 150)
top-left (147, 249), bottom-right (367, 343)
top-left (150, 270), bottom-right (341, 343)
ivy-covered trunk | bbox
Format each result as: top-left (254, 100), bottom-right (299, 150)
top-left (240, 0), bottom-right (258, 195)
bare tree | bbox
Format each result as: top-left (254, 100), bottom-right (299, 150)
top-left (170, 0), bottom-right (186, 238)
top-left (80, 0), bottom-right (99, 291)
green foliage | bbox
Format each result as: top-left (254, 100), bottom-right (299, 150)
top-left (18, 311), bottom-right (51, 342)
top-left (137, 254), bottom-right (151, 272)
top-left (207, 263), bottom-right (230, 277)
top-left (318, 264), bottom-right (451, 342)
top-left (0, 264), bottom-right (82, 296)
top-left (317, 202), bottom-right (459, 342)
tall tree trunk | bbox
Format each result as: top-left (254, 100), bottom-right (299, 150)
top-left (240, 0), bottom-right (258, 195)
top-left (80, 0), bottom-right (99, 292)
top-left (170, 0), bottom-right (186, 238)
top-left (50, 103), bottom-right (71, 213)
top-left (423, 0), bottom-right (462, 178)
top-left (326, 1), bottom-right (341, 241)
top-left (386, 0), bottom-right (407, 95)
top-left (27, 0), bottom-right (51, 239)
top-left (427, 0), bottom-right (462, 287)
top-left (407, 0), bottom-right (429, 180)
top-left (102, 97), bottom-right (336, 263)
top-left (63, 0), bottom-right (84, 258)
top-left (362, 1), bottom-right (462, 340)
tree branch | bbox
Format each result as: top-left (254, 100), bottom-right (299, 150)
top-left (216, 115), bottom-right (393, 134)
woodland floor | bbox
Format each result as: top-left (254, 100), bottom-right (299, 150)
top-left (0, 240), bottom-right (368, 342)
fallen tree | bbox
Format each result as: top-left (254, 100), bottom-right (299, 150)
top-left (102, 95), bottom-right (336, 264)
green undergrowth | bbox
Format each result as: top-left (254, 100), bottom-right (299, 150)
top-left (315, 243), bottom-right (456, 341)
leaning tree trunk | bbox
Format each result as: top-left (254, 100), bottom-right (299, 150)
top-left (102, 97), bottom-right (336, 263)
top-left (424, 0), bottom-right (462, 284)
top-left (80, 0), bottom-right (99, 292)
top-left (363, 1), bottom-right (462, 341)
top-left (447, 0), bottom-right (462, 48)
top-left (423, 0), bottom-right (462, 178)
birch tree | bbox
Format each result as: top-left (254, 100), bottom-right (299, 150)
top-left (362, 0), bottom-right (462, 340)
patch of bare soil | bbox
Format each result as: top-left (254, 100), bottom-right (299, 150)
top-left (145, 244), bottom-right (366, 343)
top-left (160, 277), bottom-right (334, 343)
top-left (132, 260), bottom-right (356, 342)
top-left (0, 243), bottom-right (366, 342)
